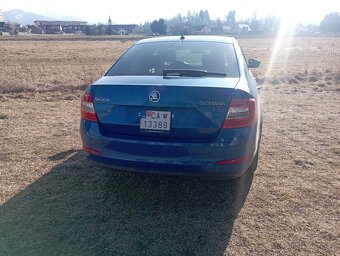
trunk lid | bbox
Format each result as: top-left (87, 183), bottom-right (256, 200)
top-left (91, 76), bottom-right (239, 141)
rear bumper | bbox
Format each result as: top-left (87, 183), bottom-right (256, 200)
top-left (80, 120), bottom-right (258, 178)
top-left (86, 153), bottom-right (250, 179)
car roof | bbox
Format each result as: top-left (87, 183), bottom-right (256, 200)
top-left (135, 35), bottom-right (235, 45)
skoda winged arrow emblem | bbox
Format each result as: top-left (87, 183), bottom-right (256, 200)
top-left (149, 90), bottom-right (160, 103)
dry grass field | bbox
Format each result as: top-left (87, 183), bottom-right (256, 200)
top-left (0, 35), bottom-right (339, 255)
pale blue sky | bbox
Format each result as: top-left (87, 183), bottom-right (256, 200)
top-left (0, 0), bottom-right (339, 24)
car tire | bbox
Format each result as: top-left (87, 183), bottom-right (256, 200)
top-left (248, 119), bottom-right (262, 174)
top-left (248, 149), bottom-right (259, 173)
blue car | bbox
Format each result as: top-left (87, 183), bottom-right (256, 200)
top-left (80, 36), bottom-right (262, 178)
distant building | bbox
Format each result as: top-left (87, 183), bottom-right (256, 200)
top-left (91, 24), bottom-right (137, 35)
top-left (28, 24), bottom-right (44, 34)
top-left (222, 25), bottom-right (232, 33)
top-left (33, 20), bottom-right (88, 34)
top-left (27, 19), bottom-right (136, 35)
top-left (0, 9), bottom-right (4, 30)
top-left (234, 24), bottom-right (251, 34)
top-left (193, 25), bottom-right (212, 35)
top-left (110, 24), bottom-right (137, 33)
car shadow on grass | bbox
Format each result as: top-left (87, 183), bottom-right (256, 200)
top-left (0, 150), bottom-right (254, 256)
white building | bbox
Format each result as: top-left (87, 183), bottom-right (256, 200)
top-left (234, 24), bottom-right (251, 34)
top-left (0, 9), bottom-right (4, 22)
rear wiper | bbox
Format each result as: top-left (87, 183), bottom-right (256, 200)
top-left (163, 69), bottom-right (227, 78)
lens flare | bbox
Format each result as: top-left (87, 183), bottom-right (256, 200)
top-left (265, 18), bottom-right (297, 80)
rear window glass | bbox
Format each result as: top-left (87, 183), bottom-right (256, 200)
top-left (106, 41), bottom-right (239, 77)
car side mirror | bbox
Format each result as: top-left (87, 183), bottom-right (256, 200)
top-left (248, 58), bottom-right (261, 68)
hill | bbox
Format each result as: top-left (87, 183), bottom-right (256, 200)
top-left (4, 9), bottom-right (54, 25)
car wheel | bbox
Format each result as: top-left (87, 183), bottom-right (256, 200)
top-left (248, 149), bottom-right (259, 173)
top-left (248, 119), bottom-right (262, 174)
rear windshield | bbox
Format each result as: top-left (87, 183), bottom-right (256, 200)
top-left (106, 41), bottom-right (240, 77)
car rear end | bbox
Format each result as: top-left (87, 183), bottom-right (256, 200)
top-left (80, 36), bottom-right (261, 178)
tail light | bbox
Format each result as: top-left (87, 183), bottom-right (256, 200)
top-left (83, 145), bottom-right (100, 156)
top-left (81, 93), bottom-right (97, 122)
top-left (222, 98), bottom-right (256, 128)
top-left (215, 156), bottom-right (251, 165)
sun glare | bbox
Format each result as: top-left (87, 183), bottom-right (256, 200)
top-left (265, 14), bottom-right (297, 80)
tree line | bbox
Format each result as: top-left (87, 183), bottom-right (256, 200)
top-left (146, 10), bottom-right (340, 35)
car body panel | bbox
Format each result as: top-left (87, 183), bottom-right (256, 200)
top-left (93, 75), bottom-right (240, 88)
top-left (80, 36), bottom-right (262, 178)
top-left (91, 79), bottom-right (238, 139)
top-left (80, 119), bottom-right (257, 178)
top-left (134, 35), bottom-right (236, 45)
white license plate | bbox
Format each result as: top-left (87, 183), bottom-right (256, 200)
top-left (140, 110), bottom-right (171, 131)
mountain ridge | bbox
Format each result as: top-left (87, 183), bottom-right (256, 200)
top-left (3, 9), bottom-right (84, 25)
